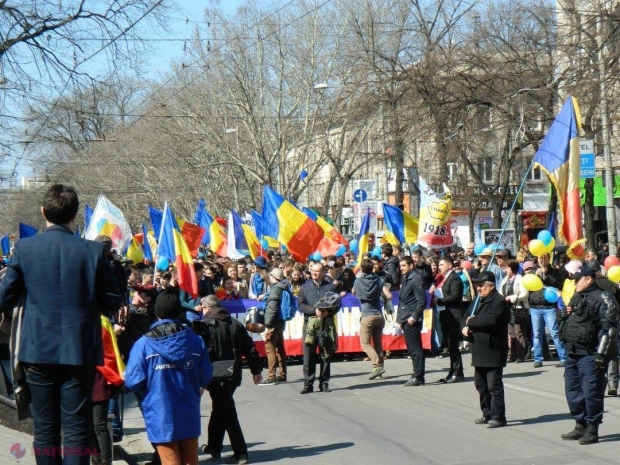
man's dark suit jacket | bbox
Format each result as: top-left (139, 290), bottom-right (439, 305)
top-left (436, 270), bottom-right (464, 322)
top-left (0, 225), bottom-right (122, 366)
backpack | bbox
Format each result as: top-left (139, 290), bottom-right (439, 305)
top-left (279, 287), bottom-right (298, 322)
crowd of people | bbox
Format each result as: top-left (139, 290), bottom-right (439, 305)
top-left (1, 184), bottom-right (619, 465)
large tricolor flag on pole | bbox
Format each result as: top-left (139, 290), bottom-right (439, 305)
top-left (533, 97), bottom-right (585, 259)
top-left (251, 210), bottom-right (278, 248)
top-left (357, 211), bottom-right (371, 258)
top-left (382, 203), bottom-right (419, 245)
top-left (157, 203), bottom-right (198, 298)
top-left (261, 186), bottom-right (324, 262)
top-left (197, 208), bottom-right (228, 257)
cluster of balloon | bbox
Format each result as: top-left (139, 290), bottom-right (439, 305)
top-left (605, 256), bottom-right (620, 283)
top-left (156, 256), bottom-right (170, 271)
top-left (528, 230), bottom-right (555, 257)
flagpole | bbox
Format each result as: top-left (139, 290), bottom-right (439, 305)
top-left (470, 158), bottom-right (535, 316)
top-left (153, 202), bottom-right (168, 286)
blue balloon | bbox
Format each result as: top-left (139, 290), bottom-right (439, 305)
top-left (311, 252), bottom-right (323, 261)
top-left (349, 239), bottom-right (359, 255)
top-left (543, 287), bottom-right (559, 303)
top-left (335, 244), bottom-right (346, 256)
top-left (488, 244), bottom-right (498, 252)
top-left (156, 256), bottom-right (170, 271)
top-left (473, 243), bottom-right (486, 255)
top-left (371, 246), bottom-right (382, 259)
top-left (260, 239), bottom-right (269, 249)
top-left (538, 230), bottom-right (553, 246)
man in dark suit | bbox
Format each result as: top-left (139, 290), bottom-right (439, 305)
top-left (435, 256), bottom-right (465, 383)
top-left (397, 256), bottom-right (427, 386)
top-left (461, 271), bottom-right (511, 428)
top-left (0, 184), bottom-right (121, 464)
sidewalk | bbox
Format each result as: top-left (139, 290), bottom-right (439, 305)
top-left (0, 422), bottom-right (133, 465)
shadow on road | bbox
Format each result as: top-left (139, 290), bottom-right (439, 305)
top-left (243, 441), bottom-right (355, 462)
top-left (509, 413), bottom-right (570, 425)
top-left (599, 433), bottom-right (620, 443)
top-left (503, 371), bottom-right (545, 379)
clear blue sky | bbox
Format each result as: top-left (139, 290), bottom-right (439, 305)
top-left (146, 0), bottom-right (245, 78)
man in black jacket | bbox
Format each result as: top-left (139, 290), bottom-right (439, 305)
top-left (461, 271), bottom-right (511, 428)
top-left (381, 243), bottom-right (400, 290)
top-left (412, 249), bottom-right (434, 290)
top-left (260, 268), bottom-right (288, 385)
top-left (436, 256), bottom-right (465, 383)
top-left (397, 256), bottom-right (427, 386)
top-left (199, 295), bottom-right (263, 464)
top-left (297, 263), bottom-right (337, 394)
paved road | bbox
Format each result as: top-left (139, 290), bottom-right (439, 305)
top-left (119, 351), bottom-right (620, 464)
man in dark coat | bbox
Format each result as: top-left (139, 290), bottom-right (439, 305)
top-left (0, 184), bottom-right (122, 464)
top-left (297, 263), bottom-right (337, 393)
top-left (260, 268), bottom-right (288, 385)
top-left (436, 256), bottom-right (465, 383)
top-left (397, 256), bottom-right (427, 386)
top-left (381, 243), bottom-right (400, 290)
top-left (461, 271), bottom-right (511, 428)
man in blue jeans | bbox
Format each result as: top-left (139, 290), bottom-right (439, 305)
top-left (0, 185), bottom-right (121, 465)
top-left (526, 255), bottom-right (567, 368)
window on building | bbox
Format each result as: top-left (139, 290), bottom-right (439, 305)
top-left (479, 156), bottom-right (493, 183)
top-left (447, 162), bottom-right (457, 182)
top-left (527, 163), bottom-right (542, 182)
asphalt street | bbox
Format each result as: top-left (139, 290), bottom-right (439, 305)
top-left (118, 351), bottom-right (620, 465)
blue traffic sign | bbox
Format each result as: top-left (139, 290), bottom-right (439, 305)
top-left (580, 154), bottom-right (595, 178)
top-left (353, 189), bottom-right (368, 203)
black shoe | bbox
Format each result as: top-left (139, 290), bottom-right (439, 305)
top-left (276, 376), bottom-right (287, 382)
top-left (608, 389), bottom-right (618, 396)
top-left (226, 453), bottom-right (249, 464)
top-left (515, 359), bottom-right (525, 363)
top-left (561, 422), bottom-right (586, 441)
top-left (445, 376), bottom-right (465, 384)
top-left (487, 419), bottom-right (507, 428)
top-left (578, 423), bottom-right (599, 445)
top-left (319, 384), bottom-right (331, 392)
top-left (555, 361), bottom-right (566, 368)
top-left (300, 386), bottom-right (313, 394)
top-left (474, 416), bottom-right (490, 425)
top-left (201, 445), bottom-right (222, 459)
top-left (403, 377), bottom-right (424, 387)
top-left (533, 362), bottom-right (543, 368)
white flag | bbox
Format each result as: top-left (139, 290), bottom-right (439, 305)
top-left (84, 195), bottom-right (133, 253)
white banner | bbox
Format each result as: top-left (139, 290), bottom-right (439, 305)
top-left (83, 195), bottom-right (133, 253)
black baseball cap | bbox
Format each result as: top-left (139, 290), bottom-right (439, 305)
top-left (472, 271), bottom-right (496, 284)
top-left (570, 265), bottom-right (596, 280)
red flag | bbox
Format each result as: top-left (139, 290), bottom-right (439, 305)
top-left (181, 222), bottom-right (206, 258)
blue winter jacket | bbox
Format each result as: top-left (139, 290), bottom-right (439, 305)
top-left (124, 319), bottom-right (213, 443)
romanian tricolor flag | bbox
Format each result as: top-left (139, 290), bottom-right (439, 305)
top-left (382, 203), bottom-right (419, 245)
top-left (357, 211), bottom-right (371, 258)
top-left (302, 207), bottom-right (348, 256)
top-left (199, 209), bottom-right (228, 257)
top-left (99, 315), bottom-right (125, 385)
top-left (261, 186), bottom-right (324, 262)
top-left (158, 203), bottom-right (199, 298)
top-left (534, 97), bottom-right (585, 259)
top-left (251, 210), bottom-right (279, 248)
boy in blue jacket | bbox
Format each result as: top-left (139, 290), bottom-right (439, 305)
top-left (125, 286), bottom-right (213, 465)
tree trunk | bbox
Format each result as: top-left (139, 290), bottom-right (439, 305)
top-left (584, 178), bottom-right (595, 248)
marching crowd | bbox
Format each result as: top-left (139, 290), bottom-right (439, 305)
top-left (0, 184), bottom-right (618, 465)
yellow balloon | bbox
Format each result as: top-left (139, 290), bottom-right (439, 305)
top-left (522, 273), bottom-right (544, 292)
top-left (545, 237), bottom-right (556, 253)
top-left (528, 239), bottom-right (546, 257)
top-left (562, 278), bottom-right (575, 305)
top-left (608, 265), bottom-right (620, 283)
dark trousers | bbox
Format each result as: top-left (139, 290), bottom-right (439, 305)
top-left (508, 315), bottom-right (528, 362)
top-left (302, 324), bottom-right (331, 388)
top-left (24, 363), bottom-right (95, 465)
top-left (565, 354), bottom-right (606, 425)
top-left (90, 400), bottom-right (111, 461)
top-left (207, 387), bottom-right (247, 457)
top-left (107, 394), bottom-right (123, 441)
top-left (474, 366), bottom-right (505, 421)
top-left (439, 311), bottom-right (463, 377)
top-left (402, 321), bottom-right (425, 380)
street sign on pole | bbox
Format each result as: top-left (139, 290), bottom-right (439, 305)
top-left (580, 139), bottom-right (595, 179)
top-left (353, 189), bottom-right (368, 203)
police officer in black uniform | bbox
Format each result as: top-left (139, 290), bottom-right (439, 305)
top-left (559, 264), bottom-right (619, 445)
